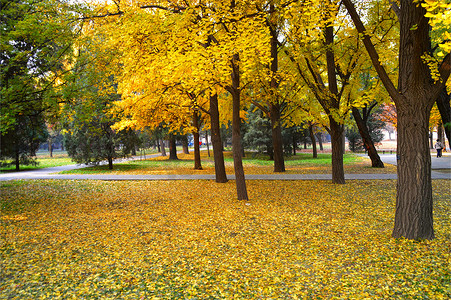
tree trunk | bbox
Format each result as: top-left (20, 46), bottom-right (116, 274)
top-left (107, 156), bottom-right (113, 170)
top-left (193, 111), bottom-right (202, 170)
top-left (329, 117), bottom-right (345, 184)
top-left (230, 54), bottom-right (248, 200)
top-left (48, 140), bottom-right (53, 158)
top-left (169, 135), bottom-right (178, 160)
top-left (270, 103), bottom-right (285, 172)
top-left (292, 133), bottom-right (297, 155)
top-left (436, 80), bottom-right (451, 146)
top-left (210, 93), bottom-right (228, 182)
top-left (393, 104), bottom-right (434, 239)
top-left (268, 17), bottom-right (285, 173)
top-left (182, 135), bottom-right (190, 154)
top-left (317, 132), bottom-right (324, 150)
top-left (309, 123), bottom-right (317, 158)
top-left (15, 150), bottom-right (20, 171)
top-left (352, 107), bottom-right (384, 167)
top-left (205, 131), bottom-right (210, 157)
top-left (429, 131), bottom-right (433, 149)
top-left (159, 139), bottom-right (166, 156)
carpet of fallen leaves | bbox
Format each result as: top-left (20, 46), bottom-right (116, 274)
top-left (1, 180), bottom-right (450, 299)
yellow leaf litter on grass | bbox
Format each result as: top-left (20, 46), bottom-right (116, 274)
top-left (0, 180), bottom-right (449, 299)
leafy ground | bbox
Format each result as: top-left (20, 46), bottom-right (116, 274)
top-left (1, 179), bottom-right (450, 299)
top-left (61, 151), bottom-right (398, 175)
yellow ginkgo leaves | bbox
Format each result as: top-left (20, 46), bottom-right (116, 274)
top-left (1, 179), bottom-right (450, 298)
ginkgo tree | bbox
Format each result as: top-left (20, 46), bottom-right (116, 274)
top-left (87, 0), bottom-right (273, 200)
top-left (343, 0), bottom-right (450, 240)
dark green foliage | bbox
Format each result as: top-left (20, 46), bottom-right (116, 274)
top-left (242, 108), bottom-right (273, 159)
top-left (0, 114), bottom-right (48, 170)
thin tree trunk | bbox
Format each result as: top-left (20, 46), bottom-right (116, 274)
top-left (352, 107), bottom-right (384, 167)
top-left (48, 140), bottom-right (53, 158)
top-left (330, 118), bottom-right (345, 184)
top-left (270, 103), bottom-right (285, 172)
top-left (205, 131), bottom-right (210, 157)
top-left (107, 156), bottom-right (113, 170)
top-left (268, 15), bottom-right (285, 173)
top-left (159, 139), bottom-right (166, 156)
top-left (210, 93), bottom-right (228, 182)
top-left (316, 132), bottom-right (324, 150)
top-left (309, 123), bottom-right (317, 158)
top-left (436, 77), bottom-right (451, 146)
top-left (230, 53), bottom-right (248, 200)
top-left (292, 133), bottom-right (297, 155)
top-left (193, 111), bottom-right (202, 170)
top-left (169, 135), bottom-right (178, 160)
top-left (15, 150), bottom-right (20, 171)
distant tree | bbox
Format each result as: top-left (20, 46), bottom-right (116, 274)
top-left (242, 108), bottom-right (273, 159)
top-left (0, 114), bottom-right (48, 171)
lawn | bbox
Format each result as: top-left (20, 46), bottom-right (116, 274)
top-left (1, 179), bottom-right (449, 299)
top-left (60, 151), bottom-right (398, 175)
top-left (0, 151), bottom-right (73, 173)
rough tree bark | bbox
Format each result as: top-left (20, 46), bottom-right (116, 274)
top-left (329, 118), bottom-right (345, 184)
top-left (192, 111), bottom-right (202, 170)
top-left (210, 94), bottom-right (228, 182)
top-left (343, 0), bottom-right (451, 239)
top-left (230, 53), bottom-right (249, 200)
top-left (351, 107), bottom-right (384, 168)
top-left (159, 139), bottom-right (166, 156)
top-left (168, 134), bottom-right (178, 160)
top-left (325, 24), bottom-right (345, 184)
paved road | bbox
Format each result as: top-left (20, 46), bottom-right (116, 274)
top-left (1, 153), bottom-right (450, 181)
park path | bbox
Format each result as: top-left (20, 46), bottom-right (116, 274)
top-left (0, 153), bottom-right (450, 182)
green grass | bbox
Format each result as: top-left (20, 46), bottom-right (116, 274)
top-left (0, 156), bottom-right (74, 173)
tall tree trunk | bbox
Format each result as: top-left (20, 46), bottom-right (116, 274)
top-left (329, 118), bottom-right (345, 184)
top-left (325, 24), bottom-right (345, 184)
top-left (210, 94), bottom-right (228, 182)
top-left (193, 111), bottom-right (202, 170)
top-left (436, 88), bottom-right (450, 145)
top-left (292, 133), bottom-right (297, 155)
top-left (270, 103), bottom-right (285, 172)
top-left (352, 107), bottom-right (384, 167)
top-left (159, 139), bottom-right (166, 156)
top-left (268, 15), bottom-right (285, 173)
top-left (316, 132), bottom-right (324, 150)
top-left (169, 135), bottom-right (178, 160)
top-left (309, 123), bottom-right (317, 158)
top-left (230, 54), bottom-right (248, 200)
